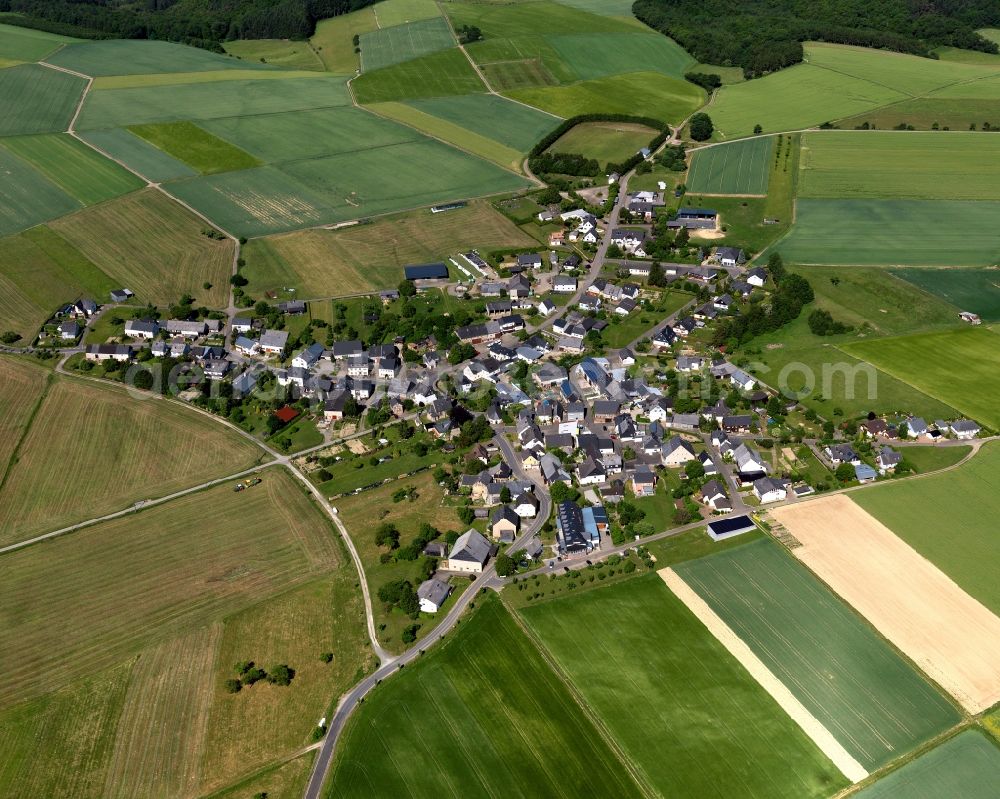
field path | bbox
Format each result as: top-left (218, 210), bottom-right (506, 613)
top-left (659, 567), bottom-right (870, 784)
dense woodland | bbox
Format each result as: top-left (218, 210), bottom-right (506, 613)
top-left (0, 0), bottom-right (377, 49)
top-left (634, 0), bottom-right (1000, 77)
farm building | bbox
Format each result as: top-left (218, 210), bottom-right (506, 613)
top-left (446, 529), bottom-right (492, 573)
top-left (707, 514), bottom-right (757, 541)
top-left (404, 263), bottom-right (449, 281)
top-left (667, 207), bottom-right (718, 230)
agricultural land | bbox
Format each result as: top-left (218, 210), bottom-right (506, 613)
top-left (890, 268), bottom-right (1000, 322)
top-left (686, 135), bottom-right (774, 195)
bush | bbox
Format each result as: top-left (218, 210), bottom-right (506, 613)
top-left (320, 652), bottom-right (334, 663)
top-left (401, 623), bottom-right (421, 644)
top-left (243, 667), bottom-right (266, 686)
top-left (267, 664), bottom-right (295, 686)
top-left (224, 678), bottom-right (242, 693)
top-left (311, 724), bottom-right (327, 741)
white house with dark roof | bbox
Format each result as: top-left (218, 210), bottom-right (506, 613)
top-left (417, 578), bottom-right (452, 613)
top-left (445, 529), bottom-right (492, 573)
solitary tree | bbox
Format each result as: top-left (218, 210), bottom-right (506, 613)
top-left (689, 113), bottom-right (714, 141)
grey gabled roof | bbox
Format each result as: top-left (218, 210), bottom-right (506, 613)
top-left (449, 529), bottom-right (491, 564)
top-left (417, 578), bottom-right (452, 607)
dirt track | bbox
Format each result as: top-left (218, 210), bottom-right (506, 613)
top-left (772, 495), bottom-right (1000, 714)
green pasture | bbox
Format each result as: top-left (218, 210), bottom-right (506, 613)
top-left (90, 69), bottom-right (326, 91)
top-left (521, 574), bottom-right (847, 798)
top-left (0, 22), bottom-right (75, 62)
top-left (852, 731), bottom-right (1000, 799)
top-left (406, 93), bottom-right (560, 151)
top-left (360, 16), bottom-right (454, 72)
top-left (776, 199), bottom-right (1000, 266)
top-left (0, 145), bottom-right (79, 235)
top-left (76, 75), bottom-right (351, 129)
top-left (46, 38), bottom-right (268, 77)
top-left (466, 35), bottom-right (576, 88)
top-left (375, 0), bottom-right (442, 28)
top-left (799, 132), bottom-right (1000, 199)
top-left (506, 70), bottom-right (703, 122)
top-left (0, 133), bottom-right (143, 205)
top-left (676, 539), bottom-right (961, 770)
top-left (844, 326), bottom-right (1000, 429)
top-left (326, 596), bottom-right (644, 798)
top-left (687, 136), bottom-right (774, 194)
top-left (935, 44), bottom-right (1000, 64)
top-left (709, 63), bottom-right (904, 139)
top-left (546, 120), bottom-right (656, 167)
top-left (222, 39), bottom-right (323, 71)
top-left (891, 267), bottom-right (1000, 321)
top-left (854, 441), bottom-right (1000, 615)
top-left (201, 107), bottom-right (419, 163)
top-left (129, 121), bottom-right (261, 174)
top-left (551, 0), bottom-right (636, 15)
top-left (352, 47), bottom-right (485, 103)
top-left (842, 97), bottom-right (1000, 130)
top-left (444, 0), bottom-right (639, 38)
top-left (310, 6), bottom-right (378, 73)
top-left (79, 128), bottom-right (197, 182)
top-left (547, 31), bottom-right (693, 80)
top-left (805, 42), bottom-right (1000, 96)
top-left (0, 64), bottom-right (85, 136)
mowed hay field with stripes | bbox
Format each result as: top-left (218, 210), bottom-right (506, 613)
top-left (0, 357), bottom-right (50, 474)
top-left (675, 539), bottom-right (961, 770)
top-left (0, 63), bottom-right (85, 136)
top-left (327, 595), bottom-right (645, 799)
top-left (520, 574), bottom-right (847, 798)
top-left (0, 375), bottom-right (263, 545)
top-left (0, 472), bottom-right (370, 799)
top-left (242, 200), bottom-right (536, 298)
top-left (687, 135), bottom-right (774, 194)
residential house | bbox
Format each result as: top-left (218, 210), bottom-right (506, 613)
top-left (124, 319), bottom-right (159, 339)
top-left (746, 267), bottom-right (767, 287)
top-left (446, 530), bottom-right (492, 573)
top-left (699, 479), bottom-right (731, 512)
top-left (234, 336), bottom-right (259, 356)
top-left (85, 343), bottom-right (132, 362)
top-left (512, 493), bottom-right (539, 518)
top-left (417, 578), bottom-right (452, 613)
top-left (490, 506), bottom-right (521, 543)
top-left (292, 342), bottom-right (324, 369)
top-left (556, 501), bottom-right (591, 555)
top-left (753, 477), bottom-right (787, 503)
top-left (854, 463), bottom-right (878, 484)
top-left (877, 446), bottom-right (902, 473)
top-left (951, 419), bottom-right (981, 439)
top-left (553, 275), bottom-right (577, 293)
top-left (662, 435), bottom-right (696, 467)
top-left (258, 329), bottom-right (289, 355)
top-left (713, 246), bottom-right (745, 267)
top-left (516, 253), bottom-right (542, 270)
top-left (58, 320), bottom-right (80, 340)
top-left (825, 443), bottom-right (860, 466)
top-left (630, 465), bottom-right (657, 497)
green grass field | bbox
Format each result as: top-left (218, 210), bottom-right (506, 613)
top-left (676, 539), bottom-right (961, 770)
top-left (89, 68), bottom-right (325, 90)
top-left (777, 199), bottom-right (1000, 266)
top-left (376, 0), bottom-right (442, 27)
top-left (853, 441), bottom-right (1000, 615)
top-left (79, 127), bottom-right (198, 182)
top-left (547, 31), bottom-right (694, 80)
top-left (799, 132), bottom-right (1000, 199)
top-left (50, 188), bottom-right (234, 305)
top-left (352, 47), bottom-right (485, 103)
top-left (0, 22), bottom-right (75, 62)
top-left (843, 326), bottom-right (1000, 429)
top-left (891, 267), bottom-right (1000, 321)
top-left (0, 63), bottom-right (85, 136)
top-left (310, 5), bottom-right (378, 73)
top-left (406, 92), bottom-right (560, 151)
top-left (0, 374), bottom-right (263, 545)
top-left (243, 200), bottom-right (535, 297)
top-left (1, 133), bottom-right (143, 204)
top-left (836, 98), bottom-right (1000, 131)
top-left (46, 38), bottom-right (269, 76)
top-left (0, 226), bottom-right (116, 341)
top-left (852, 730), bottom-right (1000, 799)
top-left (521, 574), bottom-right (847, 798)
top-left (360, 16), bottom-right (454, 72)
top-left (506, 70), bottom-right (704, 122)
top-left (687, 136), bottom-right (774, 194)
top-left (223, 38), bottom-right (324, 71)
top-left (129, 120), bottom-right (261, 174)
top-left (77, 75), bottom-right (351, 129)
top-left (444, 0), bottom-right (640, 38)
top-left (546, 120), bottom-right (656, 168)
top-left (199, 106), bottom-right (418, 163)
top-left (326, 594), bottom-right (645, 798)
top-left (466, 34), bottom-right (577, 89)
top-left (0, 144), bottom-right (80, 235)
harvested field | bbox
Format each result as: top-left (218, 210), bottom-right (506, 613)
top-left (772, 494), bottom-right (1000, 713)
top-left (0, 375), bottom-right (263, 545)
top-left (50, 189), bottom-right (234, 306)
top-left (0, 469), bottom-right (339, 707)
top-left (0, 357), bottom-right (49, 476)
top-left (0, 63), bottom-right (85, 136)
top-left (676, 539), bottom-right (961, 770)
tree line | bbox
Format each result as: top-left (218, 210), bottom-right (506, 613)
top-left (0, 0), bottom-right (379, 49)
top-left (634, 0), bottom-right (1000, 78)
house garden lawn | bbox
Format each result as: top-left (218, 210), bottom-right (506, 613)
top-left (0, 469), bottom-right (338, 707)
top-left (222, 39), bottom-right (324, 71)
top-left (799, 131), bottom-right (1000, 200)
top-left (50, 189), bottom-right (233, 307)
top-left (852, 440), bottom-right (1000, 616)
top-left (242, 200), bottom-right (534, 299)
top-left (890, 267), bottom-right (1000, 322)
top-left (842, 326), bottom-right (1000, 429)
top-left (79, 128), bottom-right (197, 182)
top-left (546, 121), bottom-right (658, 169)
top-left (775, 199), bottom-right (1000, 266)
top-left (686, 135), bottom-right (774, 195)
top-left (267, 414), bottom-right (323, 454)
top-left (128, 121), bottom-right (262, 175)
top-left (326, 594), bottom-right (645, 798)
top-left (675, 538), bottom-right (962, 770)
top-left (0, 374), bottom-right (264, 545)
top-left (0, 22), bottom-right (75, 62)
top-left (895, 444), bottom-right (970, 473)
top-left (352, 47), bottom-right (485, 103)
top-left (0, 133), bottom-right (143, 205)
top-left (0, 63), bottom-right (85, 136)
top-left (506, 70), bottom-right (703, 123)
top-left (360, 16), bottom-right (454, 73)
top-left (310, 5), bottom-right (378, 73)
top-left (46, 38), bottom-right (271, 76)
top-left (521, 573), bottom-right (848, 798)
top-left (405, 93), bottom-right (560, 152)
top-left (850, 730), bottom-right (1000, 799)
top-left (0, 226), bottom-right (116, 342)
top-left (601, 297), bottom-right (688, 348)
